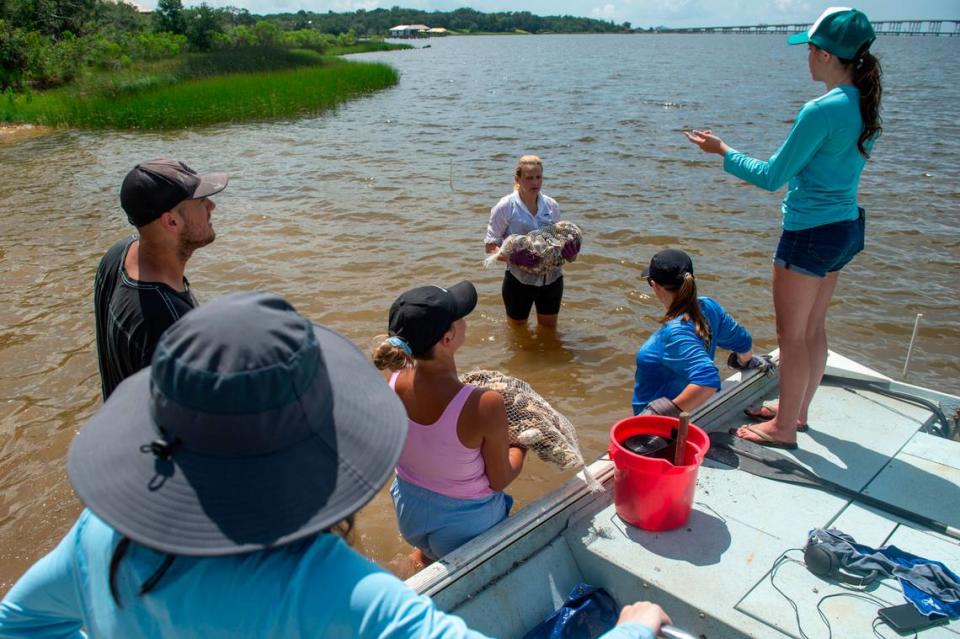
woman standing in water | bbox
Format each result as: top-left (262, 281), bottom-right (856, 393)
top-left (484, 155), bottom-right (580, 328)
top-left (685, 7), bottom-right (882, 448)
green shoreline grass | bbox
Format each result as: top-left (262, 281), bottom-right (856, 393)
top-left (0, 43), bottom-right (407, 130)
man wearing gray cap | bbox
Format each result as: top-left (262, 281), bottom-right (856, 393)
top-left (93, 159), bottom-right (228, 400)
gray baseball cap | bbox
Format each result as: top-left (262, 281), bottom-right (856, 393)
top-left (120, 159), bottom-right (228, 227)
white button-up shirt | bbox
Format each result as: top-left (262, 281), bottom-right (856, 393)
top-left (484, 190), bottom-right (563, 286)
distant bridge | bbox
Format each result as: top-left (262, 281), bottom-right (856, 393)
top-left (647, 20), bottom-right (959, 36)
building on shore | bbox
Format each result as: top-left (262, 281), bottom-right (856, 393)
top-left (388, 24), bottom-right (431, 38)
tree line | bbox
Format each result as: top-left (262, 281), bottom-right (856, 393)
top-left (0, 0), bottom-right (630, 93)
top-left (266, 7), bottom-right (631, 36)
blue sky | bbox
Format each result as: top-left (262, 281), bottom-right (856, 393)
top-left (155, 0), bottom-right (959, 28)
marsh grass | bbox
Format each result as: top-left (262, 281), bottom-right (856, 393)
top-left (1, 43), bottom-right (405, 130)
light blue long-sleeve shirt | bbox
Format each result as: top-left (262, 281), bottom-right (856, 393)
top-left (723, 85), bottom-right (873, 231)
top-left (0, 510), bottom-right (653, 639)
top-left (633, 296), bottom-right (752, 415)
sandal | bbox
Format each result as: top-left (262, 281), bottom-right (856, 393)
top-left (730, 425), bottom-right (798, 450)
top-left (743, 404), bottom-right (809, 432)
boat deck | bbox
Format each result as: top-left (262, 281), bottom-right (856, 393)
top-left (412, 354), bottom-right (960, 638)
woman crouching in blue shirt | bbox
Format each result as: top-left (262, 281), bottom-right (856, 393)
top-left (684, 8), bottom-right (882, 447)
top-left (633, 249), bottom-right (765, 417)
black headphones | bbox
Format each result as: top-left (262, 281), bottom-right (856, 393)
top-left (803, 538), bottom-right (880, 588)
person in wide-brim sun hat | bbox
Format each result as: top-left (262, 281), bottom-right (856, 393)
top-left (1, 290), bottom-right (673, 639)
top-left (683, 6), bottom-right (883, 449)
top-left (1, 292), bottom-right (477, 636)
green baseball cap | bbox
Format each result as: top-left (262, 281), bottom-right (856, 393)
top-left (787, 7), bottom-right (876, 60)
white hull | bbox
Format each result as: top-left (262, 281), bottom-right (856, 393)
top-left (407, 351), bottom-right (960, 638)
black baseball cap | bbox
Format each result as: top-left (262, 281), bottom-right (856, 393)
top-left (388, 281), bottom-right (478, 357)
top-left (642, 249), bottom-right (694, 287)
top-left (120, 159), bottom-right (229, 227)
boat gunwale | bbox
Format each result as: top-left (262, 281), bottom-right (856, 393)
top-left (406, 359), bottom-right (779, 597)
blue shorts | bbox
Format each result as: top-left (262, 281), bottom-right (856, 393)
top-left (774, 208), bottom-right (865, 278)
top-left (390, 476), bottom-right (513, 560)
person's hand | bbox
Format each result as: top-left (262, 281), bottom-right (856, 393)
top-left (683, 129), bottom-right (730, 156)
top-left (616, 601), bottom-right (671, 634)
top-left (509, 248), bottom-right (541, 268)
top-left (561, 238), bottom-right (581, 261)
top-left (639, 397), bottom-right (681, 418)
top-left (727, 352), bottom-right (775, 372)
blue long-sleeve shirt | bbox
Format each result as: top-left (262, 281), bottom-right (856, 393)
top-left (0, 510), bottom-right (653, 639)
top-left (632, 296), bottom-right (752, 415)
top-left (723, 85), bottom-right (873, 231)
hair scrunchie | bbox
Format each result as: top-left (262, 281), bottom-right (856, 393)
top-left (386, 336), bottom-right (413, 357)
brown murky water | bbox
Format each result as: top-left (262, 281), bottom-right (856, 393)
top-left (1, 34), bottom-right (958, 593)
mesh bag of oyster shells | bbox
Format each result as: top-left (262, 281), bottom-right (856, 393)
top-left (483, 221), bottom-right (583, 274)
top-left (460, 369), bottom-right (602, 492)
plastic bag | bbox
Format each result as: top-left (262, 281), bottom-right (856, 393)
top-left (522, 583), bottom-right (618, 639)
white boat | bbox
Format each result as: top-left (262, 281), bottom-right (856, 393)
top-left (405, 351), bottom-right (960, 637)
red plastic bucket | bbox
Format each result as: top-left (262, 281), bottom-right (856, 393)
top-left (608, 415), bottom-right (710, 531)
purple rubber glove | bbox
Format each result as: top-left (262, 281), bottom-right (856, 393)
top-left (727, 352), bottom-right (776, 372)
top-left (639, 397), bottom-right (681, 418)
top-left (561, 238), bottom-right (581, 261)
top-left (509, 248), bottom-right (541, 268)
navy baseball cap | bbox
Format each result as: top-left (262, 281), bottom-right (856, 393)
top-left (388, 282), bottom-right (477, 357)
top-left (642, 249), bottom-right (694, 288)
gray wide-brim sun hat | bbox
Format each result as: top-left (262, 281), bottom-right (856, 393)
top-left (68, 291), bottom-right (408, 556)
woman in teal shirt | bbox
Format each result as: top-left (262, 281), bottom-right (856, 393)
top-left (684, 8), bottom-right (883, 448)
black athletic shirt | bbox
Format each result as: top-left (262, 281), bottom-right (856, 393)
top-left (93, 236), bottom-right (197, 400)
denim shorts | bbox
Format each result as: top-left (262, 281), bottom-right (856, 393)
top-left (774, 208), bottom-right (865, 278)
top-left (391, 476), bottom-right (513, 560)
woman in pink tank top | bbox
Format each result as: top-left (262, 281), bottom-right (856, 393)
top-left (373, 281), bottom-right (526, 570)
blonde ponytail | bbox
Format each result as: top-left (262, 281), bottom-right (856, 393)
top-left (371, 336), bottom-right (414, 371)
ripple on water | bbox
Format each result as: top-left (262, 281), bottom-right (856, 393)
top-left (1, 33), bottom-right (959, 588)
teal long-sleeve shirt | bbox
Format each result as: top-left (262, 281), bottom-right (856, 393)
top-left (0, 510), bottom-right (654, 639)
top-left (723, 85), bottom-right (873, 231)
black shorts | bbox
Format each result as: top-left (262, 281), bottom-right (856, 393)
top-left (501, 271), bottom-right (564, 320)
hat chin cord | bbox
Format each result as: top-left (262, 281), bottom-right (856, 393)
top-left (140, 437), bottom-right (181, 460)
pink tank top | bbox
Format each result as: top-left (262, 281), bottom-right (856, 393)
top-left (391, 372), bottom-right (493, 499)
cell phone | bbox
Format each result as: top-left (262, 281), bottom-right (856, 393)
top-left (878, 603), bottom-right (949, 635)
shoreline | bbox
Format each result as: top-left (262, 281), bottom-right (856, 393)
top-left (0, 123), bottom-right (55, 141)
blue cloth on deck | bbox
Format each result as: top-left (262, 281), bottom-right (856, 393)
top-left (810, 528), bottom-right (960, 619)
